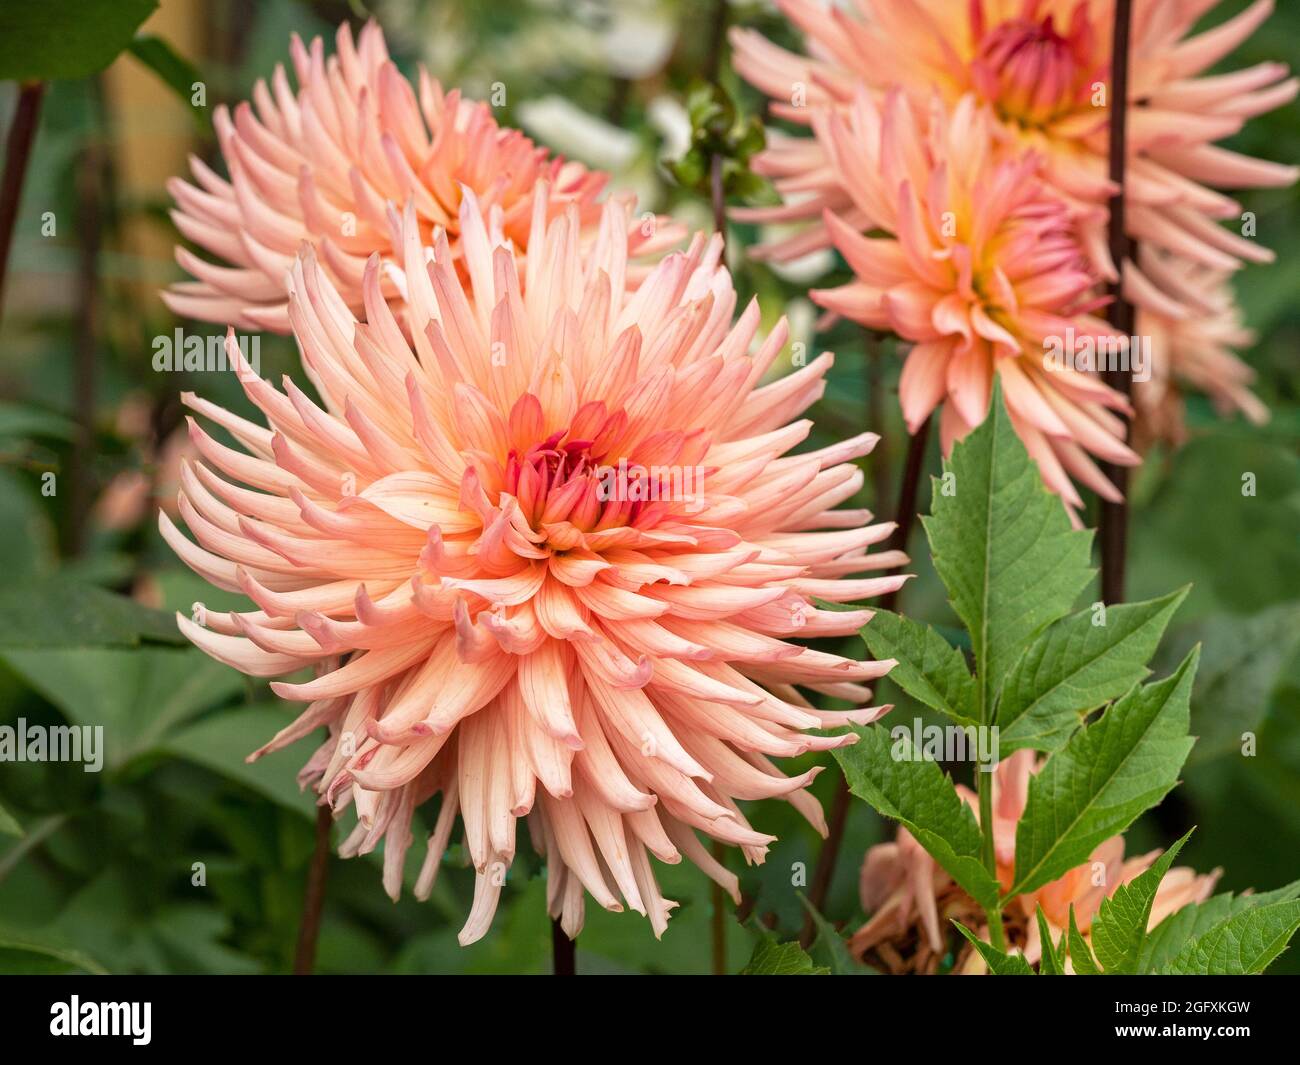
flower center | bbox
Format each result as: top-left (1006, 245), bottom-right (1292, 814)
top-left (971, 16), bottom-right (1084, 129)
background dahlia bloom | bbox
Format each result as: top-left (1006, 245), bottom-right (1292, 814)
top-left (730, 0), bottom-right (1297, 307)
top-left (854, 751), bottom-right (1220, 974)
top-left (809, 90), bottom-right (1138, 515)
top-left (1131, 247), bottom-right (1268, 449)
top-left (164, 21), bottom-right (681, 333)
top-left (160, 184), bottom-right (907, 944)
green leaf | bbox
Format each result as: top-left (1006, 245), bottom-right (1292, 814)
top-left (834, 725), bottom-right (1001, 912)
top-left (0, 927), bottom-right (109, 975)
top-left (1141, 879), bottom-right (1300, 973)
top-left (1, 646), bottom-right (244, 770)
top-left (740, 938), bottom-right (829, 975)
top-left (163, 704), bottom-right (316, 815)
top-left (923, 383), bottom-right (1093, 705)
top-left (860, 610), bottom-right (978, 726)
top-left (0, 800), bottom-right (20, 838)
top-left (798, 895), bottom-right (872, 975)
top-left (1067, 905), bottom-right (1100, 974)
top-left (127, 35), bottom-right (208, 130)
top-left (0, 0), bottom-right (158, 81)
top-left (1036, 906), bottom-right (1065, 975)
top-left (1009, 648), bottom-right (1199, 897)
top-left (952, 921), bottom-right (1035, 974)
top-left (997, 588), bottom-right (1189, 753)
top-left (1089, 829), bottom-right (1193, 974)
top-left (0, 576), bottom-right (184, 649)
top-left (1164, 899), bottom-right (1300, 975)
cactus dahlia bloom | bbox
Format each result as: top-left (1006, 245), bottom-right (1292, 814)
top-left (809, 90), bottom-right (1138, 515)
top-left (159, 185), bottom-right (907, 944)
top-left (853, 751), bottom-right (1221, 974)
top-left (730, 0), bottom-right (1297, 305)
top-left (1130, 247), bottom-right (1267, 450)
top-left (164, 21), bottom-right (681, 333)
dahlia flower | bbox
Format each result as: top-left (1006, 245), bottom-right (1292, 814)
top-left (854, 751), bottom-right (1220, 974)
top-left (164, 21), bottom-right (681, 333)
top-left (730, 0), bottom-right (1297, 304)
top-left (160, 185), bottom-right (907, 944)
top-left (809, 90), bottom-right (1139, 513)
top-left (1130, 247), bottom-right (1267, 449)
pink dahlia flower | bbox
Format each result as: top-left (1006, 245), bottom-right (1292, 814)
top-left (731, 0), bottom-right (1297, 304)
top-left (853, 751), bottom-right (1220, 973)
top-left (160, 185), bottom-right (906, 944)
top-left (1131, 247), bottom-right (1267, 449)
top-left (164, 21), bottom-right (681, 333)
top-left (809, 90), bottom-right (1138, 514)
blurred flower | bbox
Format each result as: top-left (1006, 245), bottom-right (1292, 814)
top-left (93, 393), bottom-right (191, 532)
top-left (854, 750), bottom-right (1221, 974)
top-left (165, 21), bottom-right (681, 333)
top-left (1131, 247), bottom-right (1267, 450)
top-left (809, 91), bottom-right (1138, 516)
top-left (161, 186), bottom-right (906, 944)
top-left (730, 0), bottom-right (1297, 302)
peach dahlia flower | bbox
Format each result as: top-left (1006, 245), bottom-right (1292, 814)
top-left (809, 90), bottom-right (1138, 514)
top-left (165, 21), bottom-right (680, 333)
top-left (854, 751), bottom-right (1220, 974)
top-left (160, 185), bottom-right (907, 944)
top-left (1130, 246), bottom-right (1268, 449)
top-left (730, 0), bottom-right (1297, 301)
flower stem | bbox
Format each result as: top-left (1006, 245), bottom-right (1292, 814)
top-left (977, 768), bottom-right (1005, 952)
top-left (293, 803), bottom-right (333, 974)
top-left (0, 81), bottom-right (44, 325)
top-left (551, 918), bottom-right (576, 975)
top-left (1099, 0), bottom-right (1136, 605)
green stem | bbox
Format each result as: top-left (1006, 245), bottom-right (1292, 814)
top-left (977, 770), bottom-right (1005, 951)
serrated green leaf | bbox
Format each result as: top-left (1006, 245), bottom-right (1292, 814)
top-left (0, 0), bottom-right (158, 81)
top-left (740, 938), bottom-right (829, 975)
top-left (1036, 906), bottom-right (1064, 975)
top-left (1164, 899), bottom-right (1300, 975)
top-left (1009, 649), bottom-right (1199, 897)
top-left (923, 383), bottom-right (1093, 705)
top-left (833, 726), bottom-right (1001, 912)
top-left (798, 895), bottom-right (871, 975)
top-left (1090, 829), bottom-right (1193, 974)
top-left (1141, 879), bottom-right (1300, 973)
top-left (952, 921), bottom-right (1035, 974)
top-left (1067, 905), bottom-right (1100, 974)
top-left (861, 610), bottom-right (978, 726)
top-left (997, 588), bottom-right (1189, 753)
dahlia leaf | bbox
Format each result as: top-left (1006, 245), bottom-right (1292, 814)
top-left (997, 586), bottom-right (1190, 753)
top-left (834, 725), bottom-right (1001, 912)
top-left (0, 0), bottom-right (158, 81)
top-left (0, 926), bottom-right (109, 975)
top-left (798, 895), bottom-right (871, 975)
top-left (1035, 906), bottom-right (1064, 975)
top-left (1066, 905), bottom-right (1100, 975)
top-left (923, 384), bottom-right (1093, 707)
top-left (1141, 879), bottom-right (1300, 974)
top-left (1008, 648), bottom-right (1199, 898)
top-left (1088, 828), bottom-right (1193, 974)
top-left (0, 577), bottom-right (185, 649)
top-left (741, 938), bottom-right (829, 975)
top-left (1162, 899), bottom-right (1300, 975)
top-left (952, 921), bottom-right (1035, 975)
top-left (860, 610), bottom-right (978, 726)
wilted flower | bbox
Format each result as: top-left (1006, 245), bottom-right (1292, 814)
top-left (809, 90), bottom-right (1138, 515)
top-left (164, 21), bottom-right (681, 333)
top-left (161, 185), bottom-right (907, 944)
top-left (1131, 247), bottom-right (1268, 450)
top-left (853, 750), bottom-right (1220, 973)
top-left (730, 0), bottom-right (1297, 300)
